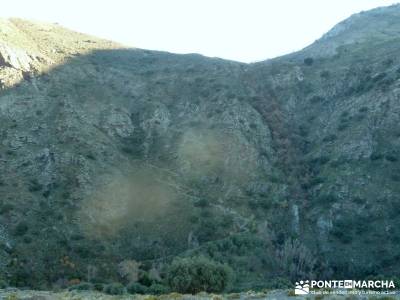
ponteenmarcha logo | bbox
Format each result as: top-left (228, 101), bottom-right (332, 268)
top-left (294, 280), bottom-right (395, 295)
top-left (295, 280), bottom-right (310, 295)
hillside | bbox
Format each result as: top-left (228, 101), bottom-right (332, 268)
top-left (1, 5), bottom-right (400, 292)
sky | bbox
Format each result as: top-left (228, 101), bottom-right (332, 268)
top-left (0, 0), bottom-right (398, 63)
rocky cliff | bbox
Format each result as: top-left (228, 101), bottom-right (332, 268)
top-left (1, 4), bottom-right (400, 290)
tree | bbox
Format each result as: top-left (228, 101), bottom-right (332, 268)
top-left (276, 239), bottom-right (316, 281)
top-left (166, 256), bottom-right (233, 294)
top-left (118, 259), bottom-right (141, 283)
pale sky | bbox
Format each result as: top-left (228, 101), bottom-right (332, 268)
top-left (0, 0), bottom-right (398, 62)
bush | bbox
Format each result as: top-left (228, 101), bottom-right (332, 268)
top-left (0, 279), bottom-right (8, 289)
top-left (148, 283), bottom-right (170, 295)
top-left (317, 194), bottom-right (337, 205)
top-left (308, 156), bottom-right (330, 173)
top-left (383, 58), bottom-right (394, 67)
top-left (304, 57), bottom-right (314, 66)
top-left (93, 283), bottom-right (104, 291)
top-left (264, 277), bottom-right (292, 289)
top-left (0, 203), bottom-right (14, 214)
top-left (28, 179), bottom-right (43, 192)
top-left (322, 134), bottom-right (337, 143)
top-left (103, 282), bottom-right (125, 295)
top-left (138, 271), bottom-right (153, 287)
top-left (385, 154), bottom-right (398, 162)
top-left (276, 239), bottom-right (316, 281)
top-left (68, 282), bottom-right (93, 291)
top-left (166, 256), bottom-right (233, 294)
top-left (308, 177), bottom-right (325, 187)
top-left (320, 70), bottom-right (330, 79)
top-left (331, 218), bottom-right (353, 244)
top-left (331, 227), bottom-right (352, 243)
top-left (14, 222), bottom-right (29, 236)
top-left (127, 282), bottom-right (148, 294)
top-left (298, 124), bottom-right (309, 137)
top-left (309, 95), bottom-right (324, 104)
top-left (391, 173), bottom-right (400, 182)
top-left (194, 198), bottom-right (209, 208)
top-left (337, 123), bottom-right (348, 131)
top-left (353, 196), bottom-right (366, 204)
top-left (370, 152), bottom-right (383, 161)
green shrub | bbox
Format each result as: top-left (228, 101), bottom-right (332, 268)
top-left (93, 283), bottom-right (104, 291)
top-left (309, 95), bottom-right (324, 104)
top-left (353, 196), bottom-right (366, 204)
top-left (166, 256), bottom-right (233, 294)
top-left (121, 146), bottom-right (134, 155)
top-left (322, 134), bottom-right (337, 143)
top-left (264, 277), bottom-right (292, 289)
top-left (304, 57), bottom-right (314, 66)
top-left (385, 154), bottom-right (398, 162)
top-left (14, 222), bottom-right (29, 236)
top-left (68, 282), bottom-right (93, 291)
top-left (331, 218), bottom-right (353, 243)
top-left (317, 194), bottom-right (337, 205)
top-left (127, 282), bottom-right (148, 294)
top-left (355, 113), bottom-right (366, 121)
top-left (309, 156), bottom-right (330, 172)
top-left (391, 173), bottom-right (400, 182)
top-left (194, 199), bottom-right (209, 208)
top-left (320, 70), bottom-right (330, 79)
top-left (298, 124), bottom-right (309, 137)
top-left (370, 152), bottom-right (383, 161)
top-left (331, 228), bottom-right (352, 243)
top-left (85, 152), bottom-right (96, 160)
top-left (6, 150), bottom-right (14, 156)
top-left (0, 279), bottom-right (8, 289)
top-left (248, 199), bottom-right (258, 210)
top-left (337, 123), bottom-right (348, 131)
top-left (298, 81), bottom-right (313, 95)
top-left (103, 282), bottom-right (125, 295)
top-left (330, 159), bottom-right (345, 168)
top-left (220, 214), bottom-right (234, 227)
top-left (28, 179), bottom-right (43, 192)
top-left (23, 236), bottom-right (32, 244)
top-left (359, 106), bottom-right (368, 113)
top-left (340, 111), bottom-right (349, 118)
top-left (147, 283), bottom-right (170, 295)
top-left (308, 177), bottom-right (325, 187)
top-left (0, 203), bottom-right (14, 214)
top-left (138, 271), bottom-right (154, 287)
top-left (276, 239), bottom-right (316, 281)
top-left (383, 58), bottom-right (394, 67)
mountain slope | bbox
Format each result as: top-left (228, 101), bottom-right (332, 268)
top-left (253, 4), bottom-right (400, 277)
top-left (1, 5), bottom-right (400, 290)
